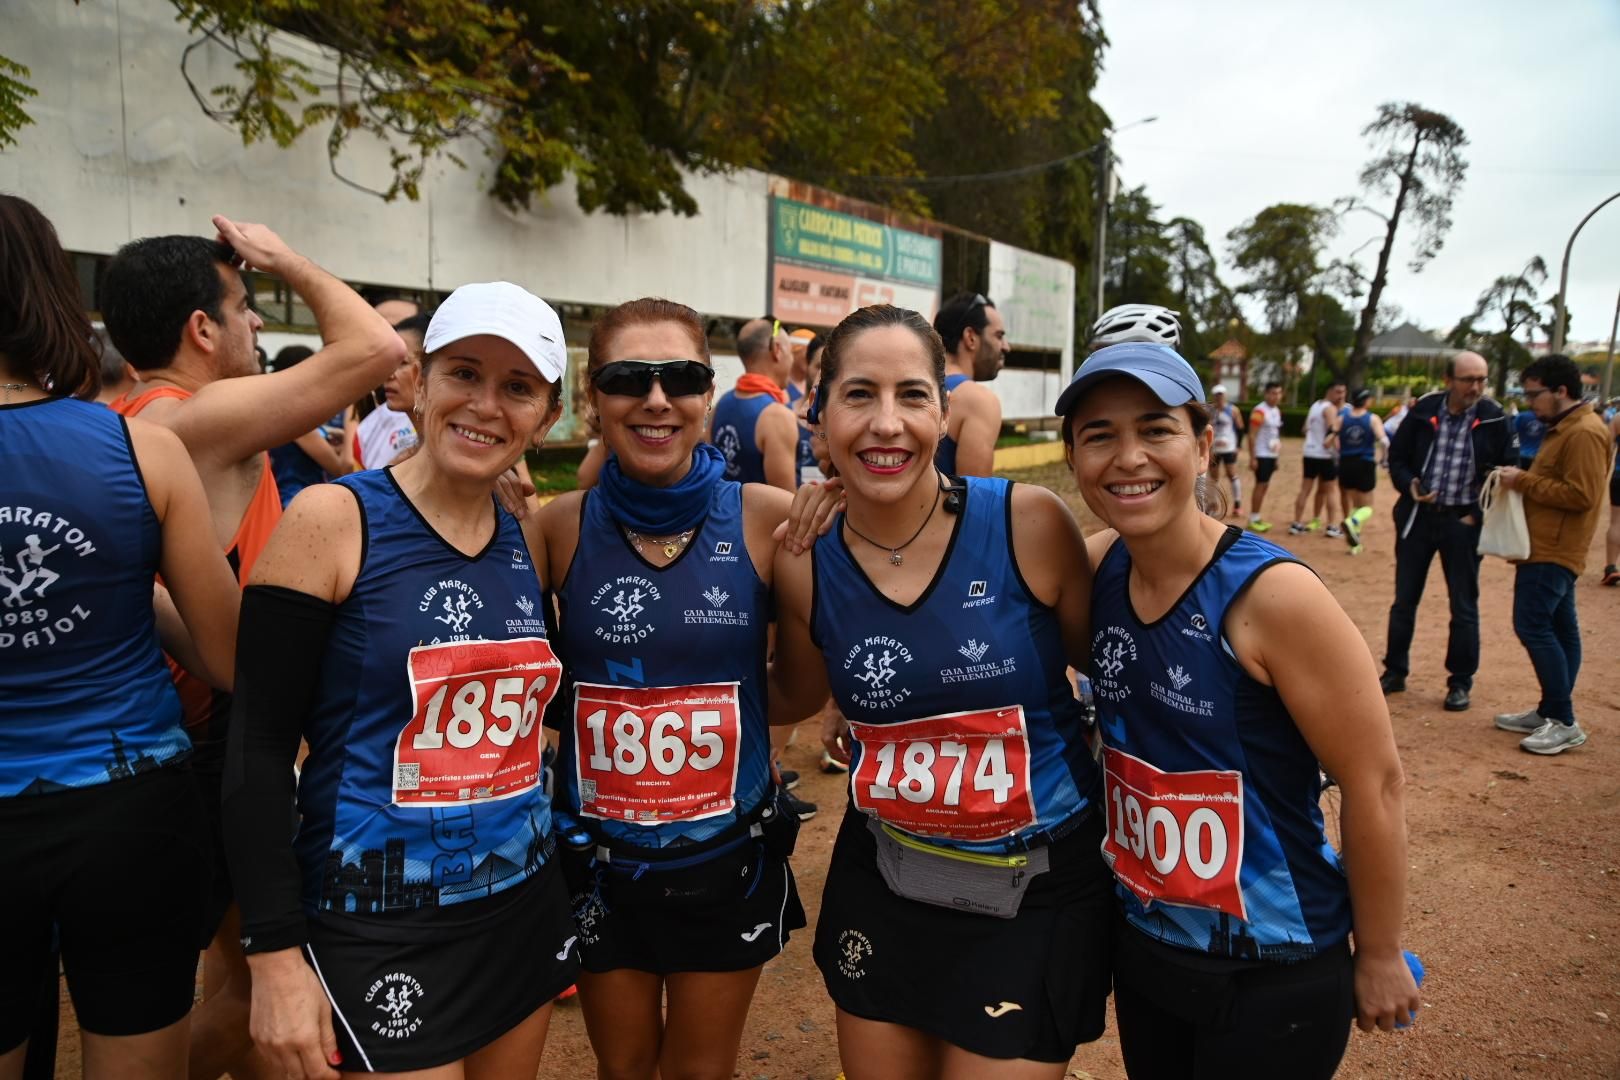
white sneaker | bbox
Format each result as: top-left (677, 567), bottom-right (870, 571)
top-left (1520, 720), bottom-right (1587, 755)
top-left (1494, 708), bottom-right (1544, 734)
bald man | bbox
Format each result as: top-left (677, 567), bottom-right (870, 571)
top-left (710, 318), bottom-right (799, 490)
top-left (1380, 351), bottom-right (1517, 712)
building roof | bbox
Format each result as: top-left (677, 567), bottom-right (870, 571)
top-left (1208, 338), bottom-right (1248, 361)
top-left (1368, 322), bottom-right (1455, 358)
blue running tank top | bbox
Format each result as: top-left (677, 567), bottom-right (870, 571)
top-left (786, 383), bottom-right (818, 486)
top-left (1515, 410), bottom-right (1545, 459)
top-left (811, 477), bottom-right (1098, 854)
top-left (554, 481), bottom-right (772, 849)
top-left (711, 390), bottom-right (775, 486)
top-left (933, 373), bottom-right (971, 475)
top-left (1089, 528), bottom-right (1350, 961)
top-left (296, 469), bottom-right (562, 915)
top-left (270, 441), bottom-right (327, 508)
top-left (1338, 408), bottom-right (1376, 460)
top-left (0, 398), bottom-right (188, 796)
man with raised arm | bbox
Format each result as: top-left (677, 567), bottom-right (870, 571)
top-left (101, 216), bottom-right (404, 1080)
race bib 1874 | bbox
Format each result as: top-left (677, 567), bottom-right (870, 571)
top-left (847, 706), bottom-right (1035, 843)
top-left (1101, 747), bottom-right (1247, 921)
top-left (393, 637), bottom-right (561, 807)
top-left (573, 682), bottom-right (743, 825)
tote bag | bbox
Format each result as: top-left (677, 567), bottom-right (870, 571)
top-left (1477, 468), bottom-right (1531, 561)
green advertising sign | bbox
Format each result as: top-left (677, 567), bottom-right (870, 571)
top-left (773, 197), bottom-right (941, 287)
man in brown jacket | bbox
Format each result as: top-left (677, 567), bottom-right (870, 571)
top-left (1492, 354), bottom-right (1614, 754)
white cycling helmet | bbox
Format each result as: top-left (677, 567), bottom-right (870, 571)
top-left (1090, 304), bottom-right (1182, 348)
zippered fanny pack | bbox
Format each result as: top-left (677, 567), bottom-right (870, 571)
top-left (866, 817), bottom-right (1049, 919)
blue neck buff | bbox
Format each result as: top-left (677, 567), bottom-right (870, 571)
top-left (594, 442), bottom-right (727, 534)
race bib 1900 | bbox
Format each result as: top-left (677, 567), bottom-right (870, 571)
top-left (393, 637), bottom-right (561, 806)
top-left (1101, 746), bottom-right (1247, 921)
top-left (848, 706), bottom-right (1035, 843)
top-left (573, 681), bottom-right (743, 825)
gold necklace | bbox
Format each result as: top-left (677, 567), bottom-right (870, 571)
top-left (626, 527), bottom-right (695, 560)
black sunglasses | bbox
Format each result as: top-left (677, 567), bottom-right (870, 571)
top-left (590, 359), bottom-right (715, 398)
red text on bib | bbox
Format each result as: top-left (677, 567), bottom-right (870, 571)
top-left (573, 682), bottom-right (742, 825)
top-left (1101, 746), bottom-right (1247, 921)
top-left (394, 637), bottom-right (561, 807)
top-left (848, 706), bottom-right (1035, 843)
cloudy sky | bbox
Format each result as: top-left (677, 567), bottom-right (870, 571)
top-left (1094, 0), bottom-right (1620, 349)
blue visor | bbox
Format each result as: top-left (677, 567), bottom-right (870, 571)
top-left (1054, 342), bottom-right (1205, 418)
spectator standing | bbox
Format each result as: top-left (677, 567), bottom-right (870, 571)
top-left (1380, 352), bottom-right (1515, 712)
top-left (1492, 355), bottom-right (1613, 754)
top-left (932, 292), bottom-right (1009, 477)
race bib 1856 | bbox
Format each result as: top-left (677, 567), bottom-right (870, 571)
top-left (393, 637), bottom-right (561, 806)
top-left (848, 706), bottom-right (1035, 843)
top-left (1101, 747), bottom-right (1247, 921)
top-left (573, 682), bottom-right (742, 825)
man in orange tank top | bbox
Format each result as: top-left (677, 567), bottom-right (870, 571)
top-left (102, 216), bottom-right (404, 1080)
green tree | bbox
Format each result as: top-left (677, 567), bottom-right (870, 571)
top-left (0, 55), bottom-right (37, 150)
top-left (1447, 256), bottom-right (1547, 398)
top-left (1342, 103), bottom-right (1468, 389)
top-left (1164, 215), bottom-right (1237, 363)
top-left (1228, 203), bottom-right (1345, 384)
top-left (1101, 185), bottom-right (1174, 312)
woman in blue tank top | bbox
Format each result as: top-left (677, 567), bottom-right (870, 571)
top-left (224, 283), bottom-right (579, 1078)
top-left (0, 195), bottom-right (240, 1079)
top-left (1055, 343), bottom-right (1420, 1078)
top-left (772, 305), bottom-right (1111, 1077)
top-left (534, 298), bottom-right (805, 1080)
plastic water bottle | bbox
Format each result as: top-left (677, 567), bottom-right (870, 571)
top-left (1397, 950), bottom-right (1424, 1029)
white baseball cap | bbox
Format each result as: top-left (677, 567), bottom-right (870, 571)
top-left (423, 282), bottom-right (566, 383)
top-left (1211, 383), bottom-right (1228, 396)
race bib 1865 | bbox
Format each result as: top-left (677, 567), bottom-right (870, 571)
top-left (1101, 747), bottom-right (1247, 921)
top-left (393, 637), bottom-right (561, 806)
top-left (573, 682), bottom-right (742, 825)
top-left (848, 706), bottom-right (1035, 843)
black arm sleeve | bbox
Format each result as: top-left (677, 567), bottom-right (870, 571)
top-left (223, 584), bottom-right (337, 954)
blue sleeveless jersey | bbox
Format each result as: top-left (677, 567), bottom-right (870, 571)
top-left (934, 373), bottom-right (971, 475)
top-left (0, 398), bottom-right (189, 796)
top-left (296, 469), bottom-right (560, 915)
top-left (270, 442), bottom-right (327, 508)
top-left (786, 383), bottom-right (817, 484)
top-left (1515, 411), bottom-right (1545, 458)
top-left (811, 477), bottom-right (1097, 853)
top-left (711, 391), bottom-right (775, 486)
top-left (1338, 408), bottom-right (1376, 460)
top-left (1089, 529), bottom-right (1350, 961)
top-left (553, 481), bottom-right (771, 848)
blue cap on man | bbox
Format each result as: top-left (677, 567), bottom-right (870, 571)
top-left (1053, 342), bottom-right (1205, 419)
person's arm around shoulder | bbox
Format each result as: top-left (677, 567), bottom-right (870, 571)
top-left (948, 381), bottom-right (1002, 478)
top-left (129, 417), bottom-right (241, 689)
top-left (757, 402), bottom-right (801, 493)
top-left (1007, 483), bottom-right (1092, 667)
top-left (174, 218), bottom-right (405, 468)
top-left (1225, 561), bottom-right (1420, 1033)
top-left (229, 484), bottom-right (364, 1080)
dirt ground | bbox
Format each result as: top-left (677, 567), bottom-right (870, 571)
top-left (46, 439), bottom-right (1620, 1078)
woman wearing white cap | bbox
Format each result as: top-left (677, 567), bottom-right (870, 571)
top-left (223, 282), bottom-right (578, 1079)
top-left (1055, 343), bottom-right (1419, 1078)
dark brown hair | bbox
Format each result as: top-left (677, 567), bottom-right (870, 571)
top-left (817, 304), bottom-right (946, 408)
top-left (0, 195), bottom-right (100, 399)
top-left (587, 298), bottom-right (710, 374)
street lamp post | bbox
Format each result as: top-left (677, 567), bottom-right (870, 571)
top-left (1091, 116), bottom-right (1158, 330)
top-left (1551, 190), bottom-right (1620, 354)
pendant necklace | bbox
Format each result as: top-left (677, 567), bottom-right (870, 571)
top-left (844, 484), bottom-right (940, 566)
top-left (1, 382), bottom-right (35, 401)
top-left (626, 527), bottom-right (695, 560)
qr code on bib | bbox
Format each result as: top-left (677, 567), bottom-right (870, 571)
top-left (396, 763), bottom-right (421, 791)
top-left (579, 779), bottom-right (597, 802)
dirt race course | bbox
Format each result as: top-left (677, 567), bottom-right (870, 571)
top-left (45, 439), bottom-right (1620, 1078)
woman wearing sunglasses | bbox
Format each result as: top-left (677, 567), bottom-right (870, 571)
top-left (771, 305), bottom-right (1111, 1079)
top-left (533, 298), bottom-right (805, 1080)
top-left (224, 283), bottom-right (579, 1080)
top-left (1057, 344), bottom-right (1418, 1078)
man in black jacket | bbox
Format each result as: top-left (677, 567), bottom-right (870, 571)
top-left (1381, 351), bottom-right (1517, 711)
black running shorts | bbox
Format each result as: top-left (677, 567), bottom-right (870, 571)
top-left (302, 859), bottom-right (578, 1073)
top-left (1112, 914), bottom-right (1353, 1080)
top-left (813, 806), bottom-right (1112, 1063)
top-left (1213, 451), bottom-right (1238, 466)
top-left (1338, 457), bottom-right (1377, 493)
top-left (0, 766), bottom-right (210, 1049)
top-left (1302, 456), bottom-right (1339, 482)
top-left (188, 738), bottom-right (235, 946)
top-left (1610, 470), bottom-right (1619, 508)
top-left (1253, 457), bottom-right (1278, 483)
top-left (566, 846), bottom-right (805, 975)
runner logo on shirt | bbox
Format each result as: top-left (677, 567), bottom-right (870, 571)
top-left (418, 578), bottom-right (484, 643)
top-left (1091, 625), bottom-right (1137, 702)
top-left (0, 508), bottom-right (100, 652)
top-left (836, 929), bottom-right (873, 980)
top-left (842, 635), bottom-right (914, 710)
top-left (366, 971), bottom-right (426, 1040)
top-left (589, 575), bottom-right (662, 644)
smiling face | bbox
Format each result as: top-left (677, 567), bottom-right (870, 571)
top-left (591, 319), bottom-right (714, 487)
top-left (1065, 376), bottom-right (1210, 537)
top-left (414, 335), bottom-right (557, 483)
top-left (822, 323), bottom-right (945, 502)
